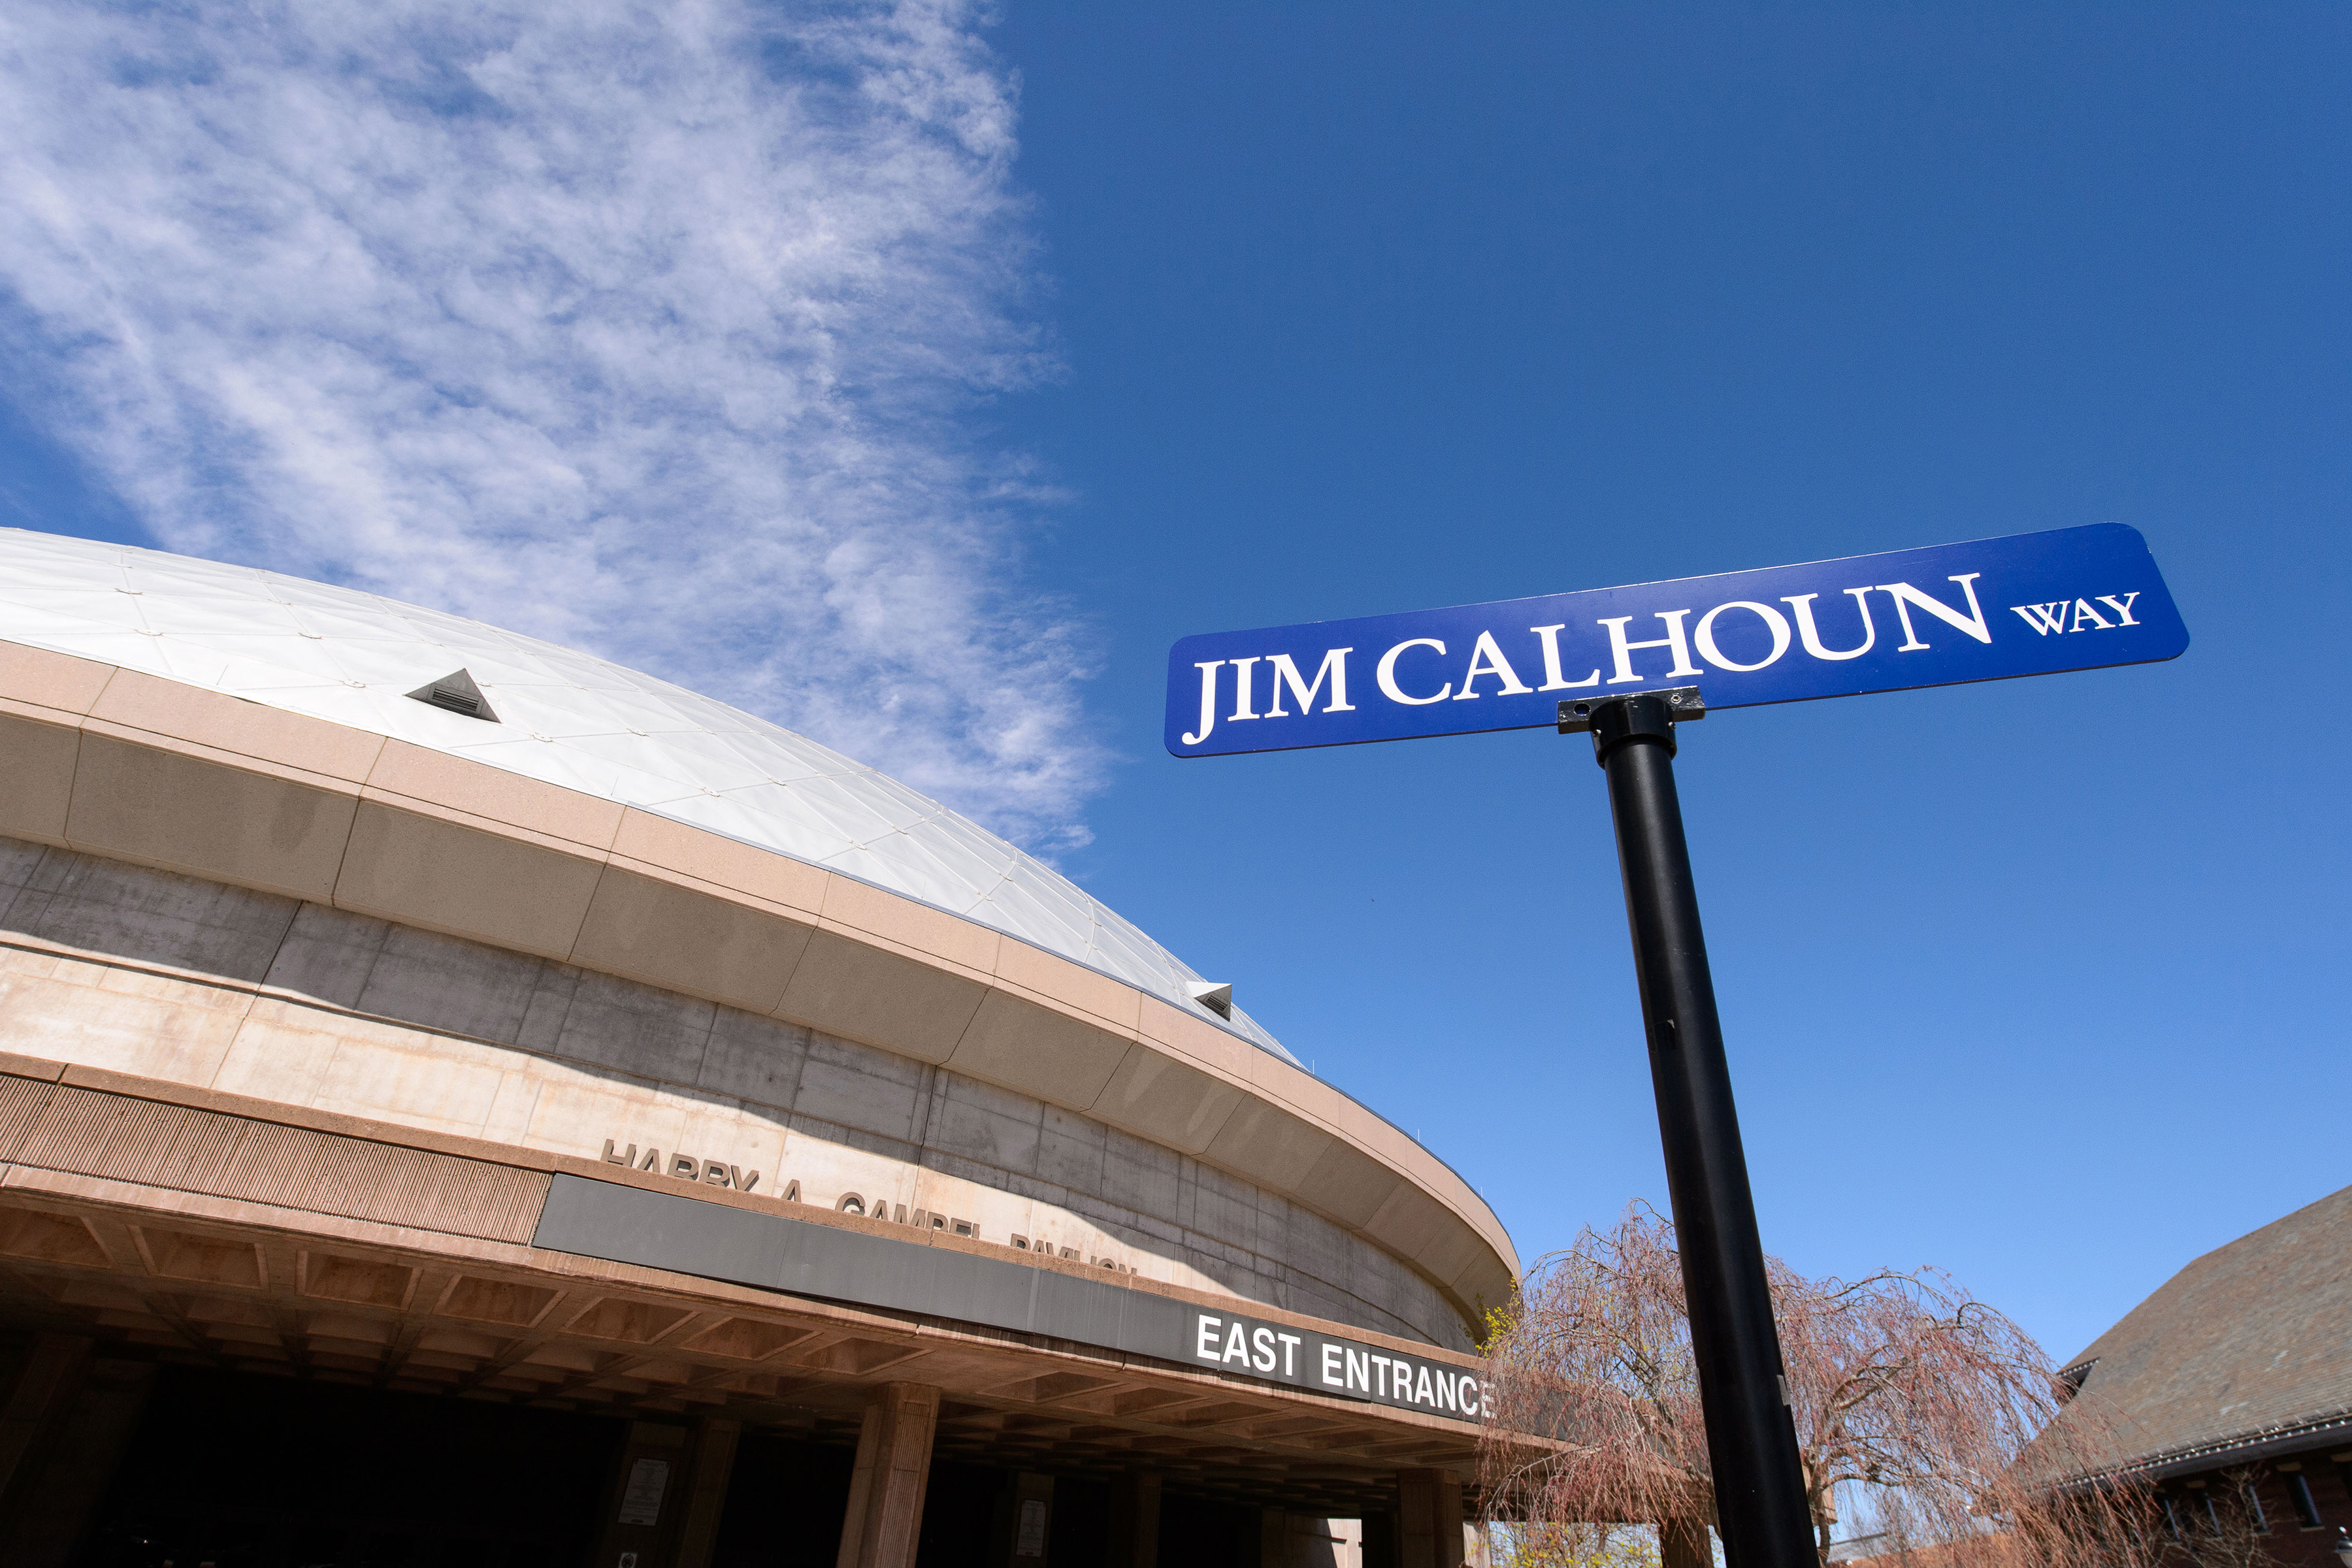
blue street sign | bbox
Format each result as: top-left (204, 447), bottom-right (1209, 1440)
top-left (1166, 524), bottom-right (2187, 757)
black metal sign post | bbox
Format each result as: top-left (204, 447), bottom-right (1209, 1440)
top-left (1168, 529), bottom-right (2192, 1563)
top-left (1561, 688), bottom-right (1817, 1568)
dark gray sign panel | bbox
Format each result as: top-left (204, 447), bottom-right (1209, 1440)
top-left (532, 1174), bottom-right (1485, 1421)
top-left (1180, 1303), bottom-right (1494, 1421)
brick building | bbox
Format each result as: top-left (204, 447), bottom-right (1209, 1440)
top-left (2048, 1183), bottom-right (2352, 1565)
top-left (0, 529), bottom-right (1514, 1566)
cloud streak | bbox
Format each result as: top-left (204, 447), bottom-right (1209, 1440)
top-left (0, 0), bottom-right (1100, 846)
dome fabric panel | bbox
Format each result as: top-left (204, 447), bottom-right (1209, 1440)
top-left (0, 528), bottom-right (1298, 1067)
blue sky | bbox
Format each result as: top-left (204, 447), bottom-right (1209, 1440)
top-left (989, 0), bottom-right (2352, 1364)
top-left (4, 0), bottom-right (2347, 1366)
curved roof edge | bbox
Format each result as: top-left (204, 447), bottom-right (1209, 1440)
top-left (0, 529), bottom-right (1298, 1065)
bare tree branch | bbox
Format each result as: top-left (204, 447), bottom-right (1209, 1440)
top-left (1477, 1205), bottom-right (2163, 1567)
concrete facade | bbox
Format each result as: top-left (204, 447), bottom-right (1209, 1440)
top-left (0, 557), bottom-right (1518, 1567)
top-left (0, 637), bottom-right (1515, 1330)
top-left (0, 834), bottom-right (1469, 1348)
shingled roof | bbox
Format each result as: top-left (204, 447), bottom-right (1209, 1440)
top-left (2053, 1182), bottom-right (2352, 1478)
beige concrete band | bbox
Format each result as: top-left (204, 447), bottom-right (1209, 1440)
top-left (0, 1048), bottom-right (1495, 1382)
top-left (0, 640), bottom-right (1517, 1326)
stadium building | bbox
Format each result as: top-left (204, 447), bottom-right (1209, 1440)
top-left (0, 529), bottom-right (1516, 1567)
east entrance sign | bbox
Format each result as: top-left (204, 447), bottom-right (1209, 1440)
top-left (1166, 524), bottom-right (2187, 755)
top-left (1163, 521), bottom-right (2187, 1568)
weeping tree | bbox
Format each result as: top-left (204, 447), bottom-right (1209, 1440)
top-left (1477, 1205), bottom-right (2153, 1567)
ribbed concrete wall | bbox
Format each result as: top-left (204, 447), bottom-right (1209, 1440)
top-left (0, 836), bottom-right (1472, 1348)
top-left (0, 1072), bottom-right (551, 1247)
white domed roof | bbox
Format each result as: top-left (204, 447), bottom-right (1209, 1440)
top-left (0, 528), bottom-right (1297, 1065)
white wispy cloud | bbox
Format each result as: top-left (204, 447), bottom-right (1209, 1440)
top-left (0, 0), bottom-right (1102, 847)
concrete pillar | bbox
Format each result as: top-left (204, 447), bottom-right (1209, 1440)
top-left (1106, 1471), bottom-right (1161, 1568)
top-left (1263, 1507), bottom-right (1291, 1567)
top-left (673, 1417), bottom-right (743, 1568)
top-left (0, 1352), bottom-right (152, 1567)
top-left (0, 1333), bottom-right (94, 1504)
top-left (1396, 1470), bottom-right (1465, 1568)
top-left (836, 1382), bottom-right (942, 1568)
top-left (1660, 1518), bottom-right (1711, 1568)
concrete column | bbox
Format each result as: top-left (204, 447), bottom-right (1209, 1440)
top-left (836, 1382), bottom-right (942, 1568)
top-left (0, 1353), bottom-right (152, 1567)
top-left (1106, 1471), bottom-right (1161, 1568)
top-left (1262, 1507), bottom-right (1291, 1567)
top-left (1435, 1476), bottom-right (1465, 1568)
top-left (1660, 1518), bottom-right (1710, 1568)
top-left (0, 1333), bottom-right (94, 1504)
top-left (673, 1417), bottom-right (743, 1568)
top-left (1396, 1470), bottom-right (1465, 1568)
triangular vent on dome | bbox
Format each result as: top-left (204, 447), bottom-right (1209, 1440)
top-left (406, 668), bottom-right (499, 723)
